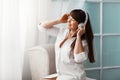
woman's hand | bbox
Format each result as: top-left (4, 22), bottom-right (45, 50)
top-left (77, 26), bottom-right (86, 37)
top-left (60, 14), bottom-right (69, 23)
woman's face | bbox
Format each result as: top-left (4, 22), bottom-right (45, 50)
top-left (67, 15), bottom-right (78, 31)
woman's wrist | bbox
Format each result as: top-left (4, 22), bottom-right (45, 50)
top-left (76, 36), bottom-right (82, 42)
top-left (56, 19), bottom-right (61, 24)
top-left (77, 35), bottom-right (82, 39)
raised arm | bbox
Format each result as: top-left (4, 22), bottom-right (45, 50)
top-left (38, 14), bottom-right (69, 37)
top-left (73, 27), bottom-right (88, 63)
top-left (40, 14), bottom-right (69, 29)
top-left (41, 19), bottom-right (61, 29)
top-left (74, 27), bottom-right (86, 54)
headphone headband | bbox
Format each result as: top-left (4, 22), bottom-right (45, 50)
top-left (77, 10), bottom-right (88, 28)
top-left (84, 10), bottom-right (88, 25)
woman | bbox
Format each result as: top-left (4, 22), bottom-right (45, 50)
top-left (38, 9), bottom-right (96, 80)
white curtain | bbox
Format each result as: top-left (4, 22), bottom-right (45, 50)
top-left (0, 0), bottom-right (38, 80)
top-left (0, 0), bottom-right (86, 80)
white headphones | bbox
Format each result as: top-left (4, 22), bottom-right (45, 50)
top-left (78, 10), bottom-right (88, 28)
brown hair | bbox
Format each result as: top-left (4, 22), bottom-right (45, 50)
top-left (60, 9), bottom-right (95, 63)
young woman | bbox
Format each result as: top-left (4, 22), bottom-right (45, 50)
top-left (38, 9), bottom-right (96, 80)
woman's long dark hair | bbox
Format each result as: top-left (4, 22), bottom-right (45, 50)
top-left (60, 9), bottom-right (95, 63)
top-left (84, 14), bottom-right (95, 63)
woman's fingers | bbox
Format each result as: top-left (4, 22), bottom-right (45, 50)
top-left (60, 13), bottom-right (69, 23)
top-left (77, 27), bottom-right (86, 36)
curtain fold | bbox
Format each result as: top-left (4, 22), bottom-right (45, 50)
top-left (0, 0), bottom-right (38, 80)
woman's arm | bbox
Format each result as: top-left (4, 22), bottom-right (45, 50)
top-left (73, 27), bottom-right (87, 63)
top-left (74, 27), bottom-right (85, 54)
top-left (40, 14), bottom-right (68, 29)
top-left (74, 36), bottom-right (85, 54)
top-left (41, 19), bottom-right (61, 29)
top-left (73, 36), bottom-right (87, 63)
top-left (38, 14), bottom-right (68, 37)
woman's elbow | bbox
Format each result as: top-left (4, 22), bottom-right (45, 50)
top-left (74, 52), bottom-right (88, 63)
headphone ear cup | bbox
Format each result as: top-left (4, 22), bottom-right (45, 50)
top-left (78, 23), bottom-right (84, 28)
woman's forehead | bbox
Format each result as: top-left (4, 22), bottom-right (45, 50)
top-left (68, 15), bottom-right (74, 19)
top-left (68, 15), bottom-right (78, 22)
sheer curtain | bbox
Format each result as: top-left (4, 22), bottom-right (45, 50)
top-left (0, 0), bottom-right (86, 80)
top-left (0, 0), bottom-right (38, 80)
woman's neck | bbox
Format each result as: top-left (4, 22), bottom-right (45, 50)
top-left (68, 29), bottom-right (77, 38)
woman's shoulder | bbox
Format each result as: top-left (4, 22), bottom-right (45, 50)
top-left (59, 27), bottom-right (68, 32)
top-left (59, 27), bottom-right (68, 34)
top-left (57, 27), bottom-right (69, 38)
